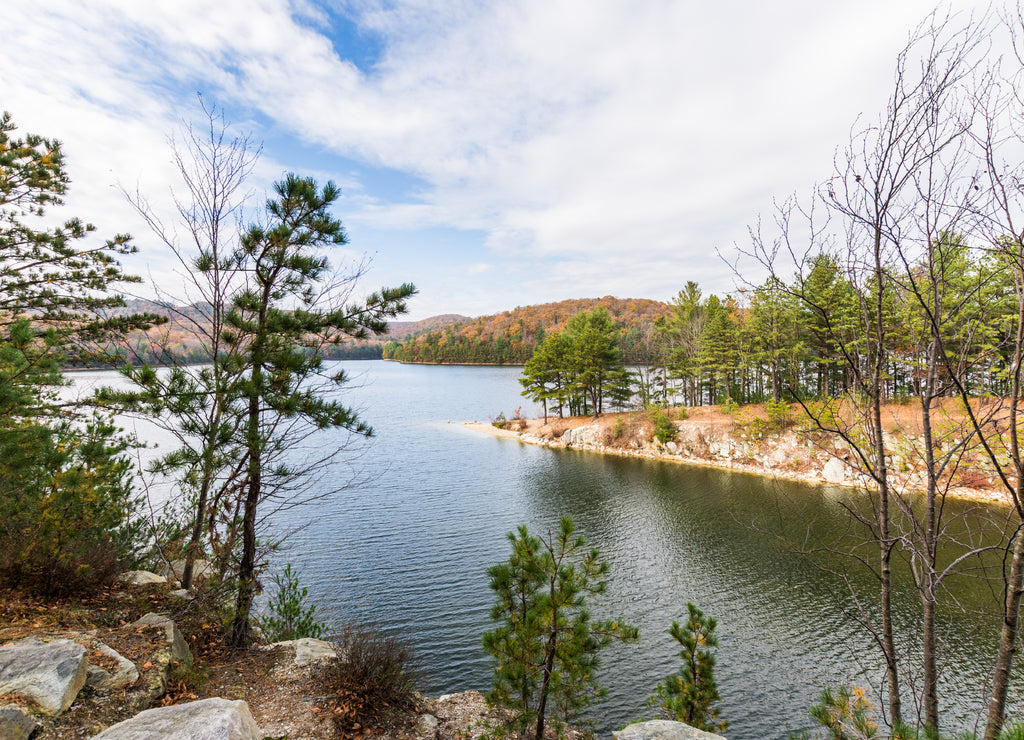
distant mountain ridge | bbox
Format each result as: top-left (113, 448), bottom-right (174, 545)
top-left (109, 298), bottom-right (667, 366)
top-left (382, 296), bottom-right (670, 365)
top-left (109, 300), bottom-right (469, 364)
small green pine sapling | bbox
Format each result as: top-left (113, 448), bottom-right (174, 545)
top-left (255, 563), bottom-right (326, 642)
top-left (649, 602), bottom-right (727, 733)
top-left (653, 410), bottom-right (677, 444)
top-left (482, 516), bottom-right (638, 740)
top-left (807, 685), bottom-right (877, 740)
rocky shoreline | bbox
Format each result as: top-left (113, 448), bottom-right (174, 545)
top-left (464, 407), bottom-right (1012, 507)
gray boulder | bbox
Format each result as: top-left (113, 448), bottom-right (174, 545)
top-left (613, 720), bottom-right (726, 740)
top-left (266, 637), bottom-right (337, 667)
top-left (94, 697), bottom-right (261, 739)
top-left (130, 613), bottom-right (192, 667)
top-left (59, 631), bottom-right (139, 692)
top-left (0, 704), bottom-right (38, 740)
top-left (0, 637), bottom-right (88, 715)
top-left (118, 570), bottom-right (167, 586)
top-left (87, 641), bottom-right (140, 692)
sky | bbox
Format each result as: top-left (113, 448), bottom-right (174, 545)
top-left (0, 0), bottom-right (994, 320)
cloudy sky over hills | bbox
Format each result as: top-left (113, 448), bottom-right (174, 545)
top-left (2, 0), bottom-right (991, 319)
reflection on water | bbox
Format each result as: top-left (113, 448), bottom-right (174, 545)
top-left (70, 361), bottom-right (1021, 739)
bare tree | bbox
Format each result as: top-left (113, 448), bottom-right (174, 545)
top-left (744, 10), bottom-right (997, 732)
top-left (111, 98), bottom-right (260, 589)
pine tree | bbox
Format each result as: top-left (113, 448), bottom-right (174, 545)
top-left (0, 111), bottom-right (161, 357)
top-left (226, 174), bottom-right (415, 648)
top-left (649, 603), bottom-right (727, 733)
top-left (482, 517), bottom-right (638, 740)
top-left (0, 112), bottom-right (156, 594)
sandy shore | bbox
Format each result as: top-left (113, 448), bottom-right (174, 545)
top-left (461, 421), bottom-right (523, 439)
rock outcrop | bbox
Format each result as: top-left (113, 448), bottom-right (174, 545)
top-left (128, 613), bottom-right (193, 711)
top-left (613, 719), bottom-right (727, 740)
top-left (94, 697), bottom-right (261, 739)
top-left (0, 637), bottom-right (89, 715)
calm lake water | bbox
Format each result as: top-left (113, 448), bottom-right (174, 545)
top-left (72, 361), bottom-right (1021, 739)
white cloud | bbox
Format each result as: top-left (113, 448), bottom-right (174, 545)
top-left (0, 0), bottom-right (995, 317)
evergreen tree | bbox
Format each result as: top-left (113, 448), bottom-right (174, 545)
top-left (226, 174), bottom-right (415, 648)
top-left (749, 277), bottom-right (800, 402)
top-left (699, 295), bottom-right (737, 404)
top-left (563, 307), bottom-right (624, 417)
top-left (0, 112), bottom-right (156, 595)
top-left (520, 333), bottom-right (566, 422)
top-left (254, 563), bottom-right (326, 642)
top-left (520, 309), bottom-right (627, 419)
top-left (659, 282), bottom-right (707, 406)
top-left (649, 603), bottom-right (727, 733)
top-left (482, 517), bottom-right (638, 740)
top-left (0, 111), bottom-right (160, 356)
top-left (798, 255), bottom-right (859, 398)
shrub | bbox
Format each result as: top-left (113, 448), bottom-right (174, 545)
top-left (788, 696), bottom-right (1024, 739)
top-left (0, 415), bottom-right (145, 596)
top-left (652, 411), bottom-right (677, 444)
top-left (808, 685), bottom-right (876, 740)
top-left (764, 399), bottom-right (794, 432)
top-left (492, 411), bottom-right (507, 429)
top-left (255, 563), bottom-right (326, 642)
top-left (613, 415), bottom-right (626, 440)
top-left (720, 395), bottom-right (739, 415)
top-left (319, 624), bottom-right (421, 734)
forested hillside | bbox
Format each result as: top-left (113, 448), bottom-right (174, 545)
top-left (382, 297), bottom-right (670, 364)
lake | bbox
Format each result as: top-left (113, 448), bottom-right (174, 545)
top-left (72, 360), bottom-right (1021, 739)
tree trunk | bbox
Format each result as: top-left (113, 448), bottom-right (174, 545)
top-left (920, 335), bottom-right (941, 731)
top-left (983, 523), bottom-right (1024, 740)
top-left (229, 391), bottom-right (261, 649)
top-left (535, 567), bottom-right (560, 740)
top-left (870, 244), bottom-right (902, 727)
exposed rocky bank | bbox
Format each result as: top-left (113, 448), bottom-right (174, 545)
top-left (465, 404), bottom-right (1012, 506)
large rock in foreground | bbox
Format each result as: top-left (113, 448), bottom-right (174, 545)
top-left (95, 697), bottom-right (261, 739)
top-left (0, 637), bottom-right (88, 715)
top-left (613, 720), bottom-right (727, 740)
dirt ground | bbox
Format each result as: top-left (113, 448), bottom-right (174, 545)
top-left (0, 585), bottom-right (501, 739)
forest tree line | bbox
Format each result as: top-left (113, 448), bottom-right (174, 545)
top-left (381, 296), bottom-right (669, 365)
top-left (388, 232), bottom-right (1022, 417)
